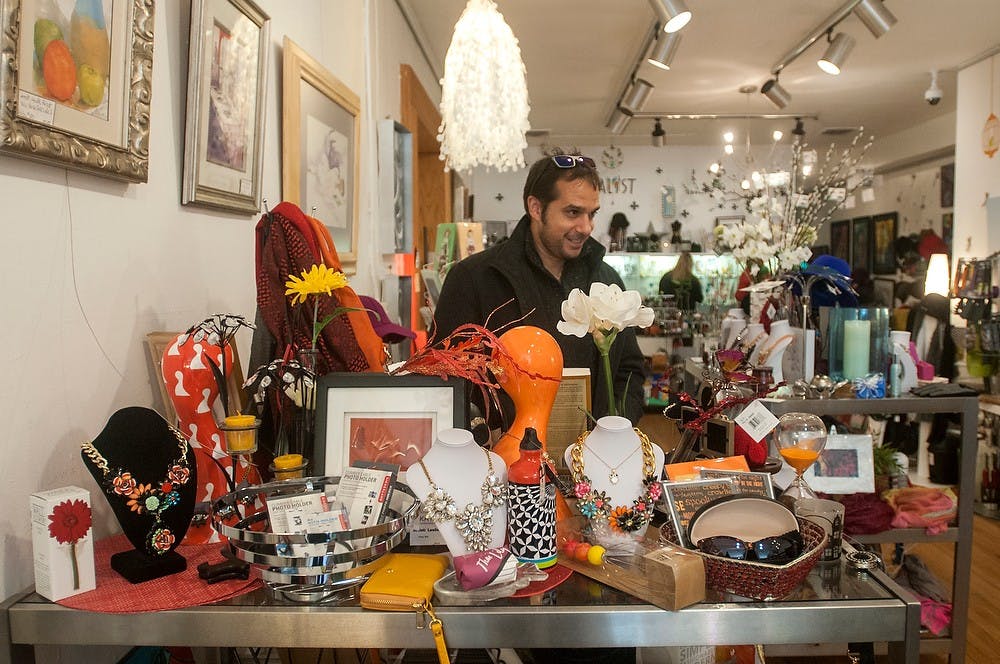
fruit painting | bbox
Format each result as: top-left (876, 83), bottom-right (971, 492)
top-left (31, 0), bottom-right (111, 118)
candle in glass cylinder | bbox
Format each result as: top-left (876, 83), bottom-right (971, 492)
top-left (221, 414), bottom-right (258, 454)
top-left (272, 454), bottom-right (306, 480)
top-left (843, 320), bottom-right (871, 379)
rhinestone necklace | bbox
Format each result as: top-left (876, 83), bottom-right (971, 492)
top-left (581, 442), bottom-right (642, 485)
top-left (417, 447), bottom-right (508, 552)
top-left (81, 427), bottom-right (192, 556)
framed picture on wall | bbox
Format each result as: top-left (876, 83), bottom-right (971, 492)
top-left (830, 220), bottom-right (851, 263)
top-left (873, 277), bottom-right (895, 308)
top-left (871, 212), bottom-right (898, 275)
top-left (942, 212), bottom-right (954, 252)
top-left (183, 0), bottom-right (270, 214)
top-left (851, 216), bottom-right (872, 273)
top-left (282, 37), bottom-right (361, 272)
top-left (0, 0), bottom-right (155, 181)
top-left (940, 163), bottom-right (955, 208)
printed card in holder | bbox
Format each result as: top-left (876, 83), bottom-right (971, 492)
top-left (734, 400), bottom-right (779, 443)
top-left (360, 553), bottom-right (451, 664)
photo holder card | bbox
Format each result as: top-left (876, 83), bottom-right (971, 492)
top-left (802, 433), bottom-right (875, 494)
top-left (698, 468), bottom-right (775, 499)
top-left (660, 478), bottom-right (736, 547)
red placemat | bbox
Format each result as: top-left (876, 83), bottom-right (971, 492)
top-left (511, 563), bottom-right (572, 597)
top-left (58, 535), bottom-right (262, 613)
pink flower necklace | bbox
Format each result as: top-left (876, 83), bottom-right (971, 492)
top-left (81, 427), bottom-right (192, 555)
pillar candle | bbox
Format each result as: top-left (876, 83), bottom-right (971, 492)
top-left (843, 320), bottom-right (871, 379)
top-left (222, 414), bottom-right (258, 454)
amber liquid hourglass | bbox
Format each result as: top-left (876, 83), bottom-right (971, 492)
top-left (775, 412), bottom-right (827, 503)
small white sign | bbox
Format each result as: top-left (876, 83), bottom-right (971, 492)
top-left (18, 90), bottom-right (55, 125)
top-left (861, 187), bottom-right (876, 203)
top-left (845, 194), bottom-right (856, 209)
top-left (734, 400), bottom-right (779, 443)
top-left (239, 178), bottom-right (252, 195)
top-left (828, 187), bottom-right (847, 203)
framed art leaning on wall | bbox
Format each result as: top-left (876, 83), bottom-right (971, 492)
top-left (282, 37), bottom-right (361, 272)
top-left (183, 0), bottom-right (270, 213)
top-left (0, 0), bottom-right (154, 181)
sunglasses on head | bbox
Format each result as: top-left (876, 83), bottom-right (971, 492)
top-left (695, 529), bottom-right (804, 565)
top-left (551, 155), bottom-right (596, 169)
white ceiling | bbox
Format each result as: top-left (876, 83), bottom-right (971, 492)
top-left (397, 0), bottom-right (1000, 149)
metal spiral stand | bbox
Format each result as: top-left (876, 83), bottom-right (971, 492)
top-left (211, 476), bottom-right (419, 603)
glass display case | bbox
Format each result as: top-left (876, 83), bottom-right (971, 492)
top-left (603, 252), bottom-right (741, 307)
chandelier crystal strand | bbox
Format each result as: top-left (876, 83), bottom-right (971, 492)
top-left (437, 0), bottom-right (530, 173)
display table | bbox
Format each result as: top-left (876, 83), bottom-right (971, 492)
top-left (3, 543), bottom-right (921, 663)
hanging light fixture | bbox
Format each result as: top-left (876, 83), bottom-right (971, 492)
top-left (651, 118), bottom-right (666, 147)
top-left (853, 0), bottom-right (897, 38)
top-left (438, 0), bottom-right (530, 172)
top-left (760, 77), bottom-right (791, 109)
top-left (648, 0), bottom-right (691, 33)
top-left (620, 78), bottom-right (654, 114)
top-left (646, 32), bottom-right (682, 70)
top-left (817, 32), bottom-right (855, 75)
top-left (607, 107), bottom-right (633, 134)
top-left (925, 254), bottom-right (951, 297)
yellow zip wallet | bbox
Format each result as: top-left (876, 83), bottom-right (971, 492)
top-left (360, 553), bottom-right (450, 663)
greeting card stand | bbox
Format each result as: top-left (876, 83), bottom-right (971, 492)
top-left (82, 407), bottom-right (197, 583)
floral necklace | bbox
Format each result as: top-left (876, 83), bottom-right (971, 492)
top-left (569, 428), bottom-right (662, 534)
top-left (417, 448), bottom-right (508, 552)
top-left (81, 428), bottom-right (192, 556)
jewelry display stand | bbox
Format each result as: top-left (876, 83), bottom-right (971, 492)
top-left (81, 407), bottom-right (196, 583)
top-left (408, 428), bottom-right (508, 557)
top-left (758, 320), bottom-right (794, 383)
top-left (744, 323), bottom-right (767, 364)
top-left (565, 416), bottom-right (665, 551)
top-left (720, 309), bottom-right (747, 349)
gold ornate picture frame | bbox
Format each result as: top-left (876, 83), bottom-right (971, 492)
top-left (281, 37), bottom-right (361, 272)
top-left (0, 0), bottom-right (155, 181)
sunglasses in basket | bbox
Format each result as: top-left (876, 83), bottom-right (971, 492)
top-left (695, 529), bottom-right (804, 565)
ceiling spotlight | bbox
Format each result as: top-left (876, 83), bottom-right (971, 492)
top-left (760, 78), bottom-right (790, 109)
top-left (772, 130), bottom-right (783, 141)
top-left (724, 144), bottom-right (734, 155)
top-left (606, 107), bottom-right (633, 134)
top-left (652, 118), bottom-right (666, 147)
top-left (818, 32), bottom-right (855, 75)
top-left (723, 131), bottom-right (734, 143)
top-left (709, 162), bottom-right (720, 174)
top-left (647, 32), bottom-right (682, 70)
top-left (792, 117), bottom-right (806, 140)
top-left (620, 78), bottom-right (654, 113)
top-left (649, 0), bottom-right (691, 33)
top-left (854, 0), bottom-right (897, 38)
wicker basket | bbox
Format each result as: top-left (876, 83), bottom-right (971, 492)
top-left (211, 476), bottom-right (418, 602)
top-left (659, 517), bottom-right (827, 601)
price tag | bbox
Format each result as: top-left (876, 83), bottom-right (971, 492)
top-left (18, 90), bottom-right (55, 125)
top-left (734, 400), bottom-right (779, 443)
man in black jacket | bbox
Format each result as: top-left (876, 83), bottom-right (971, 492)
top-left (432, 154), bottom-right (646, 425)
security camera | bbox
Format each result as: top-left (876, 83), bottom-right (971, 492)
top-left (925, 70), bottom-right (942, 106)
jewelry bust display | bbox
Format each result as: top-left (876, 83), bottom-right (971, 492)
top-left (758, 319), bottom-right (795, 383)
top-left (81, 407), bottom-right (197, 583)
top-left (408, 428), bottom-right (508, 556)
top-left (565, 416), bottom-right (665, 550)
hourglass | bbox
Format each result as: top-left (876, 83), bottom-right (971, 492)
top-left (775, 412), bottom-right (827, 502)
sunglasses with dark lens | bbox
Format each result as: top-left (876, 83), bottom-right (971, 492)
top-left (695, 529), bottom-right (804, 565)
top-left (551, 155), bottom-right (596, 169)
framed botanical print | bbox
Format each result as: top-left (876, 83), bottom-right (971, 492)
top-left (183, 0), bottom-right (270, 213)
top-left (0, 0), bottom-right (154, 181)
top-left (851, 216), bottom-right (872, 273)
top-left (830, 220), bottom-right (850, 263)
top-left (282, 37), bottom-right (361, 272)
top-left (871, 212), bottom-right (898, 275)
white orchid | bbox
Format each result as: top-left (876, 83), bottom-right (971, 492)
top-left (557, 283), bottom-right (654, 417)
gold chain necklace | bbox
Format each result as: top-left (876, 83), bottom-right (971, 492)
top-left (579, 442), bottom-right (642, 485)
top-left (81, 427), bottom-right (192, 556)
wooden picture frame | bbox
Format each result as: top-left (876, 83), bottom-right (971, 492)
top-left (144, 331), bottom-right (246, 427)
top-left (871, 212), bottom-right (898, 275)
top-left (183, 0), bottom-right (270, 213)
top-left (830, 220), bottom-right (850, 263)
top-left (851, 216), bottom-right (872, 273)
top-left (802, 433), bottom-right (875, 494)
top-left (314, 373), bottom-right (467, 478)
top-left (0, 0), bottom-right (154, 181)
top-left (282, 37), bottom-right (361, 272)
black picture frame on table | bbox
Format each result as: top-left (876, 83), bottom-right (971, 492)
top-left (314, 373), bottom-right (468, 478)
top-left (851, 216), bottom-right (872, 273)
top-left (871, 212), bottom-right (898, 275)
top-left (830, 220), bottom-right (851, 263)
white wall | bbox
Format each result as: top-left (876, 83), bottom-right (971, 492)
top-left (0, 0), bottom-right (433, 619)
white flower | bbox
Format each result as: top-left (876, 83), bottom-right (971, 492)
top-left (556, 288), bottom-right (594, 337)
top-left (586, 283), bottom-right (655, 332)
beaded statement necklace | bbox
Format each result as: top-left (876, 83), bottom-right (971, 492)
top-left (569, 429), bottom-right (662, 534)
top-left (418, 448), bottom-right (508, 552)
top-left (81, 428), bottom-right (192, 556)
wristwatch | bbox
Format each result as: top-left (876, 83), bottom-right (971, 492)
top-left (845, 549), bottom-right (881, 574)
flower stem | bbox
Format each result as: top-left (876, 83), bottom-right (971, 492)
top-left (601, 349), bottom-right (617, 417)
top-left (311, 298), bottom-right (319, 350)
top-left (70, 541), bottom-right (79, 590)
